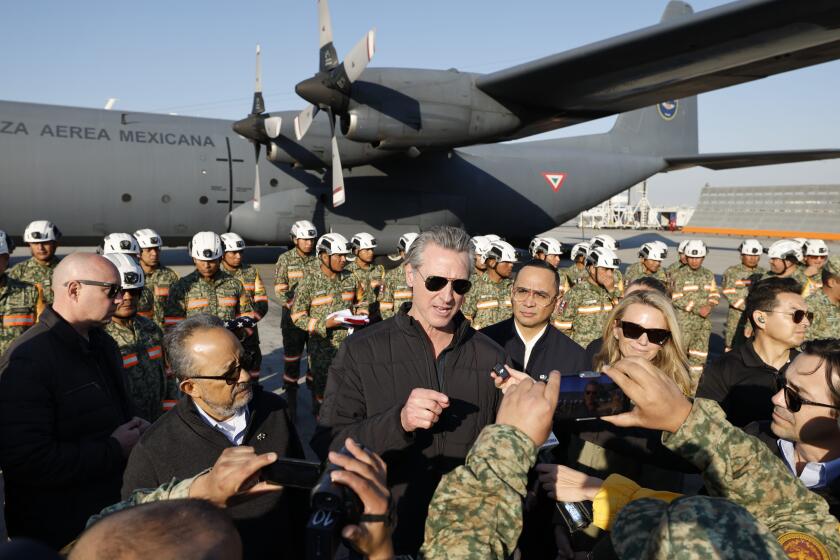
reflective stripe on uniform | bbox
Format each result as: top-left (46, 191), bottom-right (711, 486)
top-left (147, 346), bottom-right (163, 360)
top-left (379, 302), bottom-right (394, 310)
top-left (476, 300), bottom-right (499, 309)
top-left (394, 290), bottom-right (413, 299)
top-left (137, 310), bottom-right (154, 319)
top-left (291, 311), bottom-right (306, 322)
top-left (734, 279), bottom-right (752, 287)
top-left (154, 287), bottom-right (169, 297)
top-left (187, 298), bottom-right (209, 310)
top-left (341, 291), bottom-right (355, 302)
top-left (275, 283), bottom-right (290, 291)
top-left (307, 318), bottom-right (318, 333)
top-left (311, 295), bottom-right (334, 306)
top-left (242, 283), bottom-right (256, 290)
top-left (288, 270), bottom-right (304, 279)
top-left (578, 305), bottom-right (609, 314)
top-left (254, 295), bottom-right (269, 302)
top-left (671, 292), bottom-right (684, 300)
top-left (682, 285), bottom-right (699, 292)
top-left (218, 297), bottom-right (237, 307)
top-left (685, 301), bottom-right (696, 312)
top-left (165, 316), bottom-right (185, 325)
top-left (284, 354), bottom-right (301, 362)
top-left (2, 314), bottom-right (35, 327)
top-left (553, 320), bottom-right (573, 330)
top-left (122, 353), bottom-right (139, 368)
top-left (162, 400), bottom-right (177, 411)
top-left (722, 288), bottom-right (737, 295)
top-left (688, 350), bottom-right (708, 358)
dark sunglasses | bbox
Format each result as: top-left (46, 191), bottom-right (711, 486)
top-left (760, 309), bottom-right (813, 324)
top-left (414, 269), bottom-right (471, 295)
top-left (191, 363), bottom-right (244, 386)
top-left (783, 385), bottom-right (840, 413)
top-left (67, 280), bottom-right (122, 299)
top-left (619, 320), bottom-right (671, 345)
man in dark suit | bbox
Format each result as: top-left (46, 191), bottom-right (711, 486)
top-left (482, 259), bottom-right (589, 378)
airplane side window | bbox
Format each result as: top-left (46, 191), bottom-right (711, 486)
top-left (121, 193), bottom-right (132, 202)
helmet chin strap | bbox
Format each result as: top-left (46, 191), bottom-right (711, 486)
top-left (321, 253), bottom-right (343, 275)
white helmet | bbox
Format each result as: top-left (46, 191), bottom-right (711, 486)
top-left (220, 232), bottom-right (246, 253)
top-left (190, 232), bottom-right (223, 261)
top-left (683, 240), bottom-right (707, 258)
top-left (531, 237), bottom-right (562, 257)
top-left (639, 242), bottom-right (667, 261)
top-left (350, 232), bottom-right (377, 251)
top-left (290, 220), bottom-right (318, 240)
top-left (23, 220), bottom-right (61, 243)
top-left (585, 246), bottom-right (620, 269)
top-left (739, 239), bottom-right (763, 256)
top-left (0, 230), bottom-right (13, 256)
top-left (316, 233), bottom-right (351, 255)
top-left (804, 239), bottom-right (829, 257)
top-left (471, 236), bottom-right (493, 260)
top-left (484, 234), bottom-right (501, 243)
top-left (398, 232), bottom-right (419, 253)
top-left (570, 242), bottom-right (590, 260)
top-left (677, 240), bottom-right (690, 254)
top-left (103, 253), bottom-right (145, 290)
top-left (590, 234), bottom-right (618, 251)
top-left (133, 228), bottom-right (163, 249)
top-left (767, 239), bottom-right (803, 263)
top-left (486, 240), bottom-right (517, 263)
top-left (101, 233), bottom-right (139, 256)
top-left (528, 237), bottom-right (545, 257)
top-left (651, 241), bottom-right (669, 258)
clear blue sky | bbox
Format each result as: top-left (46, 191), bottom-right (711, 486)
top-left (3, 0), bottom-right (839, 206)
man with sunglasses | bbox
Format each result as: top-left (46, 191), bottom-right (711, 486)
top-left (482, 259), bottom-right (588, 379)
top-left (315, 226), bottom-right (505, 555)
top-left (103, 253), bottom-right (178, 422)
top-left (697, 277), bottom-right (810, 427)
top-left (806, 255), bottom-right (840, 341)
top-left (462, 240), bottom-right (517, 330)
top-left (121, 313), bottom-right (306, 559)
top-left (0, 253), bottom-right (145, 549)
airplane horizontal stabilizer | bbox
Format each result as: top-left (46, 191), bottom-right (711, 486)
top-left (663, 150), bottom-right (840, 171)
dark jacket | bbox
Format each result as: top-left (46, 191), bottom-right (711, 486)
top-left (696, 339), bottom-right (797, 427)
top-left (480, 317), bottom-right (590, 378)
top-left (313, 304), bottom-right (505, 554)
top-left (0, 307), bottom-right (133, 549)
top-left (121, 388), bottom-right (306, 560)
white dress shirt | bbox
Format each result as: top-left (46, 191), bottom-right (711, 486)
top-left (195, 404), bottom-right (249, 446)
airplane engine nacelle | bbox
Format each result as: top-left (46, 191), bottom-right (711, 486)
top-left (342, 107), bottom-right (428, 147)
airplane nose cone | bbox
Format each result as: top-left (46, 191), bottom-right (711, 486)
top-left (295, 76), bottom-right (347, 112)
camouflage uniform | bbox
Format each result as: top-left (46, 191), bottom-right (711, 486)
top-left (420, 424), bottom-right (535, 560)
top-left (105, 316), bottom-right (178, 422)
top-left (274, 249), bottom-right (317, 386)
top-left (805, 289), bottom-right (840, 341)
top-left (806, 270), bottom-right (824, 293)
top-left (662, 398), bottom-right (840, 558)
top-left (553, 279), bottom-right (620, 347)
top-left (164, 270), bottom-right (254, 328)
top-left (762, 267), bottom-right (811, 297)
top-left (87, 474), bottom-right (200, 527)
top-left (347, 260), bottom-right (386, 303)
top-left (224, 263), bottom-right (269, 375)
top-left (720, 263), bottom-right (765, 349)
top-left (461, 274), bottom-right (512, 330)
top-left (378, 263), bottom-right (413, 320)
top-left (560, 263), bottom-right (587, 289)
top-left (136, 266), bottom-right (180, 329)
top-left (670, 266), bottom-right (719, 391)
top-left (7, 255), bottom-right (60, 305)
top-left (0, 275), bottom-right (40, 356)
top-left (623, 261), bottom-right (668, 285)
top-left (291, 268), bottom-right (363, 406)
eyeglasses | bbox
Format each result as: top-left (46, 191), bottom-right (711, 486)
top-left (619, 320), bottom-right (671, 345)
top-left (783, 385), bottom-right (840, 413)
top-left (760, 309), bottom-right (813, 324)
top-left (191, 363), bottom-right (244, 386)
top-left (512, 286), bottom-right (556, 307)
top-left (413, 269), bottom-right (471, 295)
top-left (66, 280), bottom-right (122, 299)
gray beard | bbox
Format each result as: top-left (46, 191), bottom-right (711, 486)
top-left (204, 384), bottom-right (253, 418)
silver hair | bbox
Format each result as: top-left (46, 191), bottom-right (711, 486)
top-left (164, 313), bottom-right (226, 381)
top-left (405, 226), bottom-right (473, 271)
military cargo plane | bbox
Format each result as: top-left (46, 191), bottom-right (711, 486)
top-left (2, 0), bottom-right (840, 251)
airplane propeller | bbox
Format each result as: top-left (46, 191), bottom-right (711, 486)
top-left (232, 44), bottom-right (282, 211)
top-left (293, 0), bottom-right (375, 207)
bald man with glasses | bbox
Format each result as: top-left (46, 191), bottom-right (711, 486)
top-left (0, 253), bottom-right (145, 550)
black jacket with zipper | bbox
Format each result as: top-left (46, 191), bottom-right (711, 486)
top-left (313, 303), bottom-right (505, 555)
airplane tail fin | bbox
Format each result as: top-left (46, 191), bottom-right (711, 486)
top-left (608, 1), bottom-right (699, 158)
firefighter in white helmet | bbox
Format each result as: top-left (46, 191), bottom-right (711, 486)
top-left (720, 240), bottom-right (766, 351)
top-left (462, 240), bottom-right (517, 330)
top-left (763, 239), bottom-right (810, 296)
top-left (379, 232), bottom-right (419, 320)
top-left (103, 253), bottom-right (178, 421)
top-left (670, 240), bottom-right (719, 389)
top-left (554, 246), bottom-right (621, 347)
top-left (0, 230), bottom-right (42, 355)
top-left (8, 220), bottom-right (62, 305)
top-left (133, 228), bottom-right (179, 329)
top-left (625, 242), bottom-right (668, 284)
top-left (164, 232), bottom-right (255, 332)
top-left (220, 232), bottom-right (268, 378)
top-left (290, 233), bottom-right (365, 414)
top-left (100, 233), bottom-right (140, 258)
top-left (531, 237), bottom-right (563, 269)
top-left (665, 239), bottom-right (691, 280)
top-left (347, 232), bottom-right (386, 312)
top-left (470, 235), bottom-right (493, 282)
top-left (272, 220), bottom-right (319, 393)
top-left (561, 242), bottom-right (590, 289)
top-left (803, 239), bottom-right (830, 291)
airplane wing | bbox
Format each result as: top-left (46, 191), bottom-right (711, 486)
top-left (476, 0), bottom-right (840, 139)
top-left (663, 149), bottom-right (840, 171)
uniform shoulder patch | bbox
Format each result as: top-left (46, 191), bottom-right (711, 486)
top-left (778, 532), bottom-right (831, 560)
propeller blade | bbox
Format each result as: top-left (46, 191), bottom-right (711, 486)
top-left (294, 105), bottom-right (318, 140)
top-left (252, 44), bottom-right (265, 115)
top-left (253, 142), bottom-right (262, 211)
top-left (331, 135), bottom-right (345, 207)
top-left (318, 0), bottom-right (339, 72)
top-left (264, 116), bottom-right (282, 139)
top-left (343, 29), bottom-right (375, 83)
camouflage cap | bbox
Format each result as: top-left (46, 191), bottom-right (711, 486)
top-left (824, 255), bottom-right (840, 276)
top-left (611, 496), bottom-right (788, 560)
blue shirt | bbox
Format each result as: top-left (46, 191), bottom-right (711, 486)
top-left (778, 438), bottom-right (840, 489)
